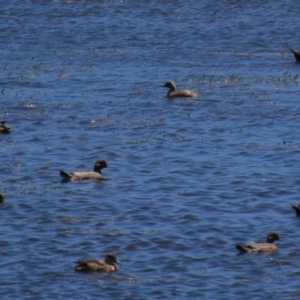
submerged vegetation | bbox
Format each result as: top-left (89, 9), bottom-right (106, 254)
top-left (188, 70), bottom-right (299, 85)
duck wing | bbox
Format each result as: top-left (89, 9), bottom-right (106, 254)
top-left (75, 259), bottom-right (110, 272)
top-left (69, 171), bottom-right (103, 180)
top-left (236, 243), bottom-right (256, 253)
top-left (178, 89), bottom-right (198, 97)
top-left (250, 242), bottom-right (277, 252)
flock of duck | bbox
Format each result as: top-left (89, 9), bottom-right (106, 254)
top-left (1, 49), bottom-right (300, 272)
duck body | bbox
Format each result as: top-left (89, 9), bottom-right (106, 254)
top-left (290, 48), bottom-right (300, 62)
top-left (236, 232), bottom-right (281, 255)
top-left (59, 170), bottom-right (104, 181)
top-left (59, 159), bottom-right (108, 181)
top-left (163, 81), bottom-right (198, 98)
top-left (74, 253), bottom-right (120, 272)
top-left (0, 121), bottom-right (10, 134)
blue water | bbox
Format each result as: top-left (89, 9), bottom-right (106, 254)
top-left (1, 1), bottom-right (300, 299)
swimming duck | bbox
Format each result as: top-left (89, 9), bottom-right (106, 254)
top-left (74, 253), bottom-right (120, 272)
top-left (59, 159), bottom-right (108, 181)
top-left (235, 232), bottom-right (281, 255)
top-left (163, 81), bottom-right (198, 98)
top-left (292, 203), bottom-right (300, 216)
top-left (0, 121), bottom-right (10, 134)
top-left (290, 49), bottom-right (300, 62)
top-left (0, 192), bottom-right (4, 203)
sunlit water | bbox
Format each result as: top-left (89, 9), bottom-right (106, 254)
top-left (1, 1), bottom-right (300, 299)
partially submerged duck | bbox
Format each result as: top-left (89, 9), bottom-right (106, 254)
top-left (292, 203), bottom-right (300, 216)
top-left (0, 121), bottom-right (10, 134)
top-left (0, 192), bottom-right (4, 203)
top-left (59, 159), bottom-right (108, 181)
top-left (236, 232), bottom-right (281, 255)
top-left (163, 81), bottom-right (198, 98)
top-left (290, 48), bottom-right (300, 62)
top-left (74, 253), bottom-right (120, 272)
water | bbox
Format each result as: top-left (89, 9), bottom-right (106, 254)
top-left (1, 1), bottom-right (300, 299)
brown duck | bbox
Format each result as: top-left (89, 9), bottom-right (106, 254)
top-left (290, 49), bottom-right (300, 62)
top-left (292, 203), bottom-right (300, 216)
top-left (236, 232), bottom-right (281, 255)
top-left (163, 81), bottom-right (198, 98)
top-left (59, 159), bottom-right (108, 181)
top-left (74, 253), bottom-right (120, 272)
top-left (0, 121), bottom-right (10, 134)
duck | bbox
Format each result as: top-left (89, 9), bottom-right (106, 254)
top-left (0, 192), bottom-right (4, 203)
top-left (235, 232), bottom-right (281, 255)
top-left (0, 121), bottom-right (10, 134)
top-left (292, 203), bottom-right (300, 216)
top-left (74, 253), bottom-right (120, 272)
top-left (59, 159), bottom-right (108, 181)
top-left (290, 48), bottom-right (300, 62)
top-left (163, 81), bottom-right (198, 98)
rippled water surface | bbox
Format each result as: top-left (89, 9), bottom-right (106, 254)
top-left (1, 1), bottom-right (300, 299)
